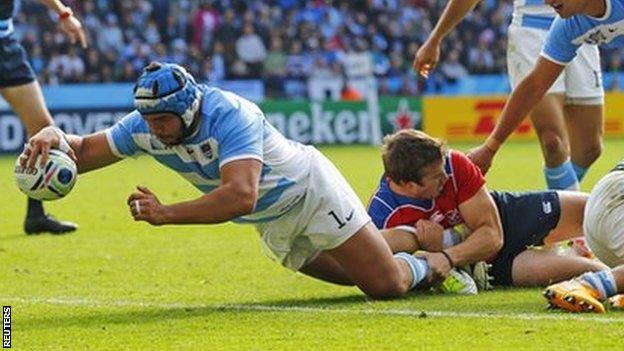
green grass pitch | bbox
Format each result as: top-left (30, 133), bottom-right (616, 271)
top-left (1, 139), bottom-right (624, 350)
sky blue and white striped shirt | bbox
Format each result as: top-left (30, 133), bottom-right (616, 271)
top-left (106, 86), bottom-right (312, 223)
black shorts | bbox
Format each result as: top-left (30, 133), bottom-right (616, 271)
top-left (489, 190), bottom-right (561, 286)
top-left (0, 34), bottom-right (35, 88)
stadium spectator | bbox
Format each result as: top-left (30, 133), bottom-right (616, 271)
top-left (235, 23), bottom-right (267, 78)
top-left (12, 0), bottom-right (622, 99)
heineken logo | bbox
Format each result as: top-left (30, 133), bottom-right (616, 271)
top-left (385, 99), bottom-right (421, 132)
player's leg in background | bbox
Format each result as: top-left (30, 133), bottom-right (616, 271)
top-left (0, 82), bottom-right (78, 234)
top-left (301, 223), bottom-right (430, 299)
top-left (564, 102), bottom-right (603, 182)
top-left (529, 94), bottom-right (581, 190)
top-left (562, 44), bottom-right (604, 184)
top-left (506, 25), bottom-right (578, 190)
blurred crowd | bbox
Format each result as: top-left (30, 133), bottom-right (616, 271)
top-left (14, 0), bottom-right (624, 98)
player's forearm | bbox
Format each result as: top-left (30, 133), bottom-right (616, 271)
top-left (164, 185), bottom-right (257, 225)
top-left (445, 223), bottom-right (502, 266)
top-left (36, 0), bottom-right (69, 14)
top-left (428, 0), bottom-right (481, 43)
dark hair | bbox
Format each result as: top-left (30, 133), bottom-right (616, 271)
top-left (381, 129), bottom-right (446, 185)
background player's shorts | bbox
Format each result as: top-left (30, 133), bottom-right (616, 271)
top-left (0, 34), bottom-right (36, 88)
top-left (507, 24), bottom-right (603, 104)
top-left (583, 171), bottom-right (624, 267)
top-left (489, 190), bottom-right (561, 286)
top-left (255, 148), bottom-right (370, 271)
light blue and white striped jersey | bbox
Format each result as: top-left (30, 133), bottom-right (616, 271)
top-left (105, 86), bottom-right (312, 223)
top-left (512, 0), bottom-right (556, 30)
top-left (543, 0), bottom-right (624, 64)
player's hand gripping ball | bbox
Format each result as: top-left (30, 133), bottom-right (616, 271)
top-left (15, 149), bottom-right (77, 201)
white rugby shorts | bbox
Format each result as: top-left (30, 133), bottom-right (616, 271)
top-left (507, 24), bottom-right (604, 104)
top-left (254, 148), bottom-right (370, 271)
top-left (583, 171), bottom-right (624, 267)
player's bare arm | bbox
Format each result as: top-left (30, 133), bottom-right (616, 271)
top-left (21, 127), bottom-right (121, 172)
top-left (468, 57), bottom-right (565, 173)
top-left (414, 0), bottom-right (481, 77)
top-left (128, 159), bottom-right (262, 226)
top-left (37, 0), bottom-right (88, 48)
top-left (444, 186), bottom-right (503, 266)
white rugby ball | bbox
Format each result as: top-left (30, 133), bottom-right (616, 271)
top-left (14, 149), bottom-right (77, 201)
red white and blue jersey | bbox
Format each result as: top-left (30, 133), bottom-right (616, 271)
top-left (367, 151), bottom-right (485, 230)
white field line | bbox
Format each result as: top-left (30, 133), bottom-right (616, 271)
top-left (2, 296), bottom-right (624, 323)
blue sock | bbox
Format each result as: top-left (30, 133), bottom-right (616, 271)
top-left (544, 160), bottom-right (579, 190)
top-left (394, 252), bottom-right (429, 289)
top-left (580, 270), bottom-right (618, 300)
top-left (571, 162), bottom-right (589, 182)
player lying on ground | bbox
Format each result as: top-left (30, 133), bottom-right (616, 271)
top-left (414, 0), bottom-right (604, 190)
top-left (544, 158), bottom-right (624, 312)
top-left (367, 130), bottom-right (606, 287)
top-left (466, 0), bottom-right (618, 174)
top-left (20, 61), bottom-right (459, 299)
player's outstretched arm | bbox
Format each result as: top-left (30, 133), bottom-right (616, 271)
top-left (21, 127), bottom-right (122, 173)
top-left (130, 159), bottom-right (262, 226)
top-left (414, 0), bottom-right (481, 77)
top-left (37, 0), bottom-right (88, 48)
top-left (443, 186), bottom-right (503, 266)
top-left (69, 132), bottom-right (123, 173)
top-left (468, 57), bottom-right (565, 173)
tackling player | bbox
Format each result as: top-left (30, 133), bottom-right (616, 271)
top-left (414, 0), bottom-right (604, 190)
top-left (1, 0), bottom-right (86, 234)
top-left (21, 62), bottom-right (442, 299)
top-left (367, 129), bottom-right (606, 287)
top-left (468, 0), bottom-right (622, 174)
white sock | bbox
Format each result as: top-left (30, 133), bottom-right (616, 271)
top-left (394, 252), bottom-right (429, 289)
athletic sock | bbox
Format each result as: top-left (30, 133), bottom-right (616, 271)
top-left (580, 270), bottom-right (618, 301)
top-left (544, 160), bottom-right (579, 190)
top-left (26, 198), bottom-right (45, 218)
top-left (571, 161), bottom-right (589, 182)
top-left (394, 252), bottom-right (429, 289)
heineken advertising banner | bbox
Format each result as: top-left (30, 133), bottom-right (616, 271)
top-left (0, 96), bottom-right (423, 153)
top-left (261, 97), bottom-right (422, 145)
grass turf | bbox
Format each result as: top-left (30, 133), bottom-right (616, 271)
top-left (1, 139), bottom-right (624, 350)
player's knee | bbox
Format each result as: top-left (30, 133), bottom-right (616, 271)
top-left (539, 131), bottom-right (566, 160)
top-left (579, 142), bottom-right (602, 165)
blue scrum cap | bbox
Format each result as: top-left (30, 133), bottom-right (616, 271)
top-left (133, 62), bottom-right (203, 133)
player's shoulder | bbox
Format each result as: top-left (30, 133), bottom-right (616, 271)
top-left (446, 150), bottom-right (473, 171)
top-left (116, 110), bottom-right (149, 133)
top-left (201, 86), bottom-right (261, 125)
top-left (368, 177), bottom-right (396, 207)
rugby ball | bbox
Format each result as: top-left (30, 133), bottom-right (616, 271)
top-left (14, 149), bottom-right (77, 201)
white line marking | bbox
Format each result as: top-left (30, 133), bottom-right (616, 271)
top-left (2, 296), bottom-right (623, 323)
